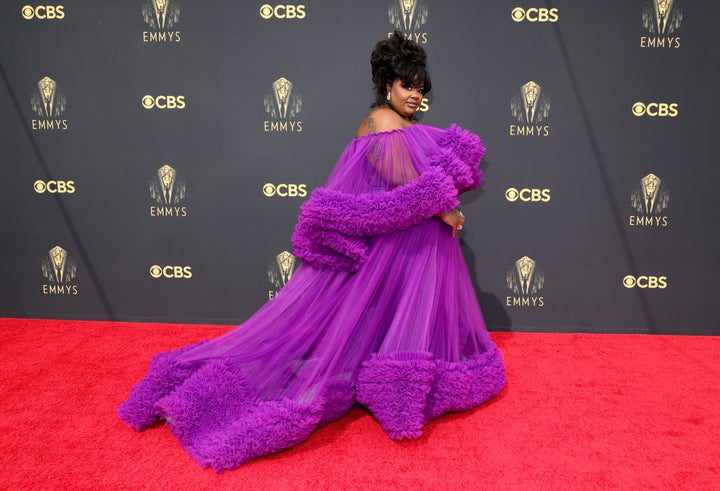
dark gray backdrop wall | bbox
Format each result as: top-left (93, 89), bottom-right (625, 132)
top-left (1, 1), bottom-right (718, 334)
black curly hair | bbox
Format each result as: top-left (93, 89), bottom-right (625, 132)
top-left (370, 30), bottom-right (432, 108)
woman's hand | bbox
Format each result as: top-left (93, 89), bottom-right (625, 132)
top-left (438, 208), bottom-right (465, 238)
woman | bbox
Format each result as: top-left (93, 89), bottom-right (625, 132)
top-left (117, 31), bottom-right (506, 472)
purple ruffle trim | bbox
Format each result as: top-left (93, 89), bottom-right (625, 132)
top-left (424, 349), bottom-right (506, 421)
top-left (118, 345), bottom-right (505, 471)
top-left (155, 359), bottom-right (329, 472)
top-left (356, 352), bottom-right (436, 439)
top-left (116, 341), bottom-right (207, 431)
top-left (356, 349), bottom-right (505, 439)
top-left (292, 167), bottom-right (458, 271)
top-left (431, 124), bottom-right (486, 193)
top-left (117, 347), bottom-right (355, 472)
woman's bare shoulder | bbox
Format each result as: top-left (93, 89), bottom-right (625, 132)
top-left (355, 107), bottom-right (407, 138)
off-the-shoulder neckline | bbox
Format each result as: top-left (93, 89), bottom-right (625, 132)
top-left (353, 123), bottom-right (426, 142)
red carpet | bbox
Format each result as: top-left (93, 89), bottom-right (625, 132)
top-left (1, 318), bottom-right (718, 490)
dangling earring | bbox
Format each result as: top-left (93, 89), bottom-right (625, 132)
top-left (386, 93), bottom-right (391, 101)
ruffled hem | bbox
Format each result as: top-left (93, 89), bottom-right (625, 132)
top-left (356, 349), bottom-right (505, 439)
top-left (118, 345), bottom-right (505, 471)
top-left (116, 341), bottom-right (207, 431)
top-left (155, 359), bottom-right (328, 472)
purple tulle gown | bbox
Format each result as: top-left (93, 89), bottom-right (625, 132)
top-left (117, 123), bottom-right (506, 472)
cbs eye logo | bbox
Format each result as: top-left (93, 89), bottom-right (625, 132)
top-left (622, 275), bottom-right (668, 289)
top-left (505, 188), bottom-right (551, 202)
top-left (150, 265), bottom-right (192, 279)
top-left (34, 180), bottom-right (75, 194)
top-left (21, 5), bottom-right (65, 19)
top-left (142, 95), bottom-right (186, 110)
top-left (259, 4), bottom-right (306, 19)
top-left (262, 183), bottom-right (308, 197)
top-left (511, 7), bottom-right (558, 22)
top-left (631, 102), bottom-right (679, 117)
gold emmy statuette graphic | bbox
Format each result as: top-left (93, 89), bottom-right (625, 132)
top-left (50, 246), bottom-right (66, 283)
top-left (42, 246), bottom-right (77, 284)
top-left (511, 81), bottom-right (550, 125)
top-left (142, 0), bottom-right (180, 29)
top-left (643, 0), bottom-right (682, 35)
top-left (38, 77), bottom-right (56, 117)
top-left (521, 82), bottom-right (539, 124)
top-left (273, 78), bottom-right (291, 120)
top-left (31, 76), bottom-right (66, 118)
top-left (631, 173), bottom-right (669, 215)
top-left (507, 256), bottom-right (544, 296)
top-left (268, 251), bottom-right (299, 290)
top-left (150, 164), bottom-right (186, 205)
top-left (264, 78), bottom-right (302, 120)
top-left (388, 0), bottom-right (428, 31)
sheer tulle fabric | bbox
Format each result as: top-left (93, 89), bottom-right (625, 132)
top-left (117, 124), bottom-right (506, 472)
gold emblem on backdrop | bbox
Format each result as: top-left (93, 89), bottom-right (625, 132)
top-left (31, 77), bottom-right (65, 118)
top-left (511, 81), bottom-right (549, 125)
top-left (505, 188), bottom-right (551, 203)
top-left (388, 0), bottom-right (429, 43)
top-left (629, 173), bottom-right (669, 227)
top-left (150, 165), bottom-right (185, 205)
top-left (510, 7), bottom-right (558, 23)
top-left (389, 0), bottom-right (428, 31)
top-left (507, 256), bottom-right (544, 296)
top-left (262, 183), bottom-right (308, 198)
top-left (631, 102), bottom-right (679, 117)
top-left (264, 78), bottom-right (302, 120)
top-left (622, 274), bottom-right (668, 289)
top-left (640, 0), bottom-right (682, 48)
top-left (41, 246), bottom-right (78, 294)
top-left (21, 5), bottom-right (65, 20)
top-left (506, 256), bottom-right (545, 307)
top-left (142, 0), bottom-right (181, 42)
top-left (643, 0), bottom-right (682, 35)
top-left (631, 174), bottom-right (669, 215)
top-left (30, 76), bottom-right (68, 130)
top-left (263, 78), bottom-right (303, 132)
top-left (149, 165), bottom-right (187, 217)
top-left (509, 81), bottom-right (550, 136)
top-left (42, 246), bottom-right (76, 284)
top-left (259, 4), bottom-right (306, 19)
top-left (142, 0), bottom-right (180, 30)
top-left (268, 251), bottom-right (300, 299)
top-left (149, 265), bottom-right (192, 279)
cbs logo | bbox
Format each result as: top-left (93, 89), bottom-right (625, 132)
top-left (505, 188), bottom-right (551, 202)
top-left (631, 102), bottom-right (678, 117)
top-left (149, 265), bottom-right (193, 279)
top-left (21, 5), bottom-right (64, 19)
top-left (142, 95), bottom-right (186, 110)
top-left (511, 7), bottom-right (558, 22)
top-left (263, 183), bottom-right (308, 197)
top-left (259, 4), bottom-right (306, 19)
top-left (34, 180), bottom-right (75, 194)
top-left (622, 275), bottom-right (668, 289)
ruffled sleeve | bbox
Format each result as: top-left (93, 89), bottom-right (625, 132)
top-left (429, 124), bottom-right (486, 194)
top-left (292, 166), bottom-right (458, 271)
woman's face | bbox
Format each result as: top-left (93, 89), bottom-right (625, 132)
top-left (386, 78), bottom-right (424, 119)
